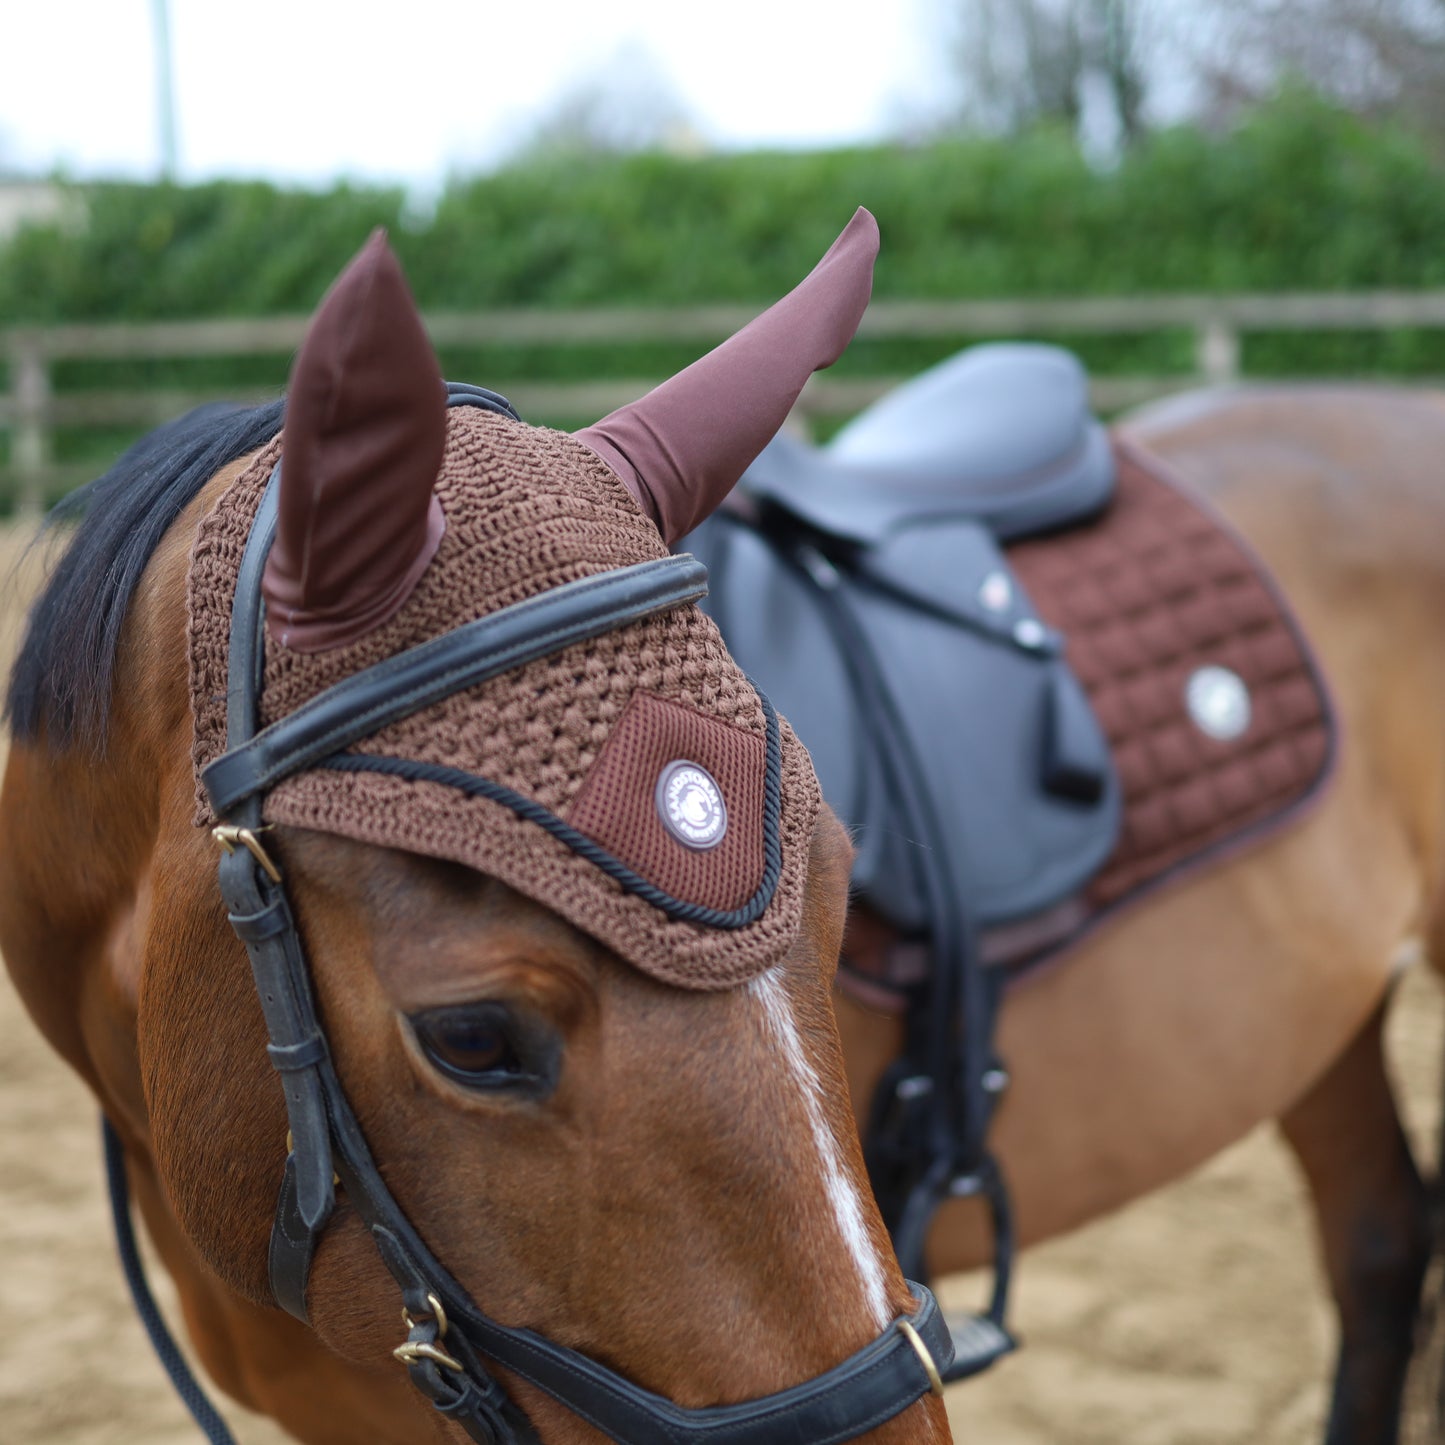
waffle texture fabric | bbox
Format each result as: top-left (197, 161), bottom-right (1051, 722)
top-left (188, 406), bottom-right (822, 990)
top-left (836, 434), bottom-right (1337, 1011)
top-left (1007, 437), bottom-right (1335, 911)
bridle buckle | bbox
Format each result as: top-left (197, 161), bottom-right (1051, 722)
top-left (211, 824), bottom-right (282, 883)
top-left (896, 1318), bottom-right (945, 1398)
top-left (394, 1291), bottom-right (463, 1373)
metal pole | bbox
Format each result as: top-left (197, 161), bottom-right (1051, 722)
top-left (152, 0), bottom-right (178, 180)
top-left (1195, 315), bottom-right (1241, 388)
top-left (10, 336), bottom-right (52, 518)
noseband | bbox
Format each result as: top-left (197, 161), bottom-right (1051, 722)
top-left (193, 389), bottom-right (953, 1444)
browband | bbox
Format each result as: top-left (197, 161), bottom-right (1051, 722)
top-left (202, 474), bottom-right (708, 817)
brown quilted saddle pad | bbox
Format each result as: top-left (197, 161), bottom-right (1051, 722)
top-left (839, 436), bottom-right (1336, 1006)
top-left (1009, 436), bottom-right (1335, 923)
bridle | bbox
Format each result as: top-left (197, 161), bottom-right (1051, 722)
top-left (189, 387), bottom-right (953, 1444)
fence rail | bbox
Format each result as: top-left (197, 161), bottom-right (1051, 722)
top-left (5, 290), bottom-right (1445, 513)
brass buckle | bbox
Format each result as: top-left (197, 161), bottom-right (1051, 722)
top-left (284, 1131), bottom-right (339, 1188)
top-left (394, 1291), bottom-right (463, 1373)
top-left (896, 1318), bottom-right (945, 1398)
top-left (211, 825), bottom-right (282, 883)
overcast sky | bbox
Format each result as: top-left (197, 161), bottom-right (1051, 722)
top-left (2, 0), bottom-right (955, 189)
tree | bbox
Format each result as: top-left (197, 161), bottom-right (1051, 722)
top-left (1192, 0), bottom-right (1445, 141)
top-left (505, 42), bottom-right (701, 163)
top-left (940, 0), bottom-right (1151, 148)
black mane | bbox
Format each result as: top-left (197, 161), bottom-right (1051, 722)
top-left (6, 399), bottom-right (286, 750)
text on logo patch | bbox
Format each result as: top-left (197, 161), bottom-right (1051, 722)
top-left (655, 760), bottom-right (728, 850)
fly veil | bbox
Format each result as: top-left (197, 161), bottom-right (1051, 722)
top-left (190, 216), bottom-right (888, 988)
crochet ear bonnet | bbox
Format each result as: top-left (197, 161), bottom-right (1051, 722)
top-left (189, 212), bottom-right (878, 989)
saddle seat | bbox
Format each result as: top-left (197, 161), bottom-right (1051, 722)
top-left (742, 343), bottom-right (1116, 543)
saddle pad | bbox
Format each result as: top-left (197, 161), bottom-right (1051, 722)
top-left (1005, 436), bottom-right (1336, 919)
top-left (837, 434), bottom-right (1336, 1010)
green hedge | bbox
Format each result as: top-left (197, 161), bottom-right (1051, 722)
top-left (413, 99), bottom-right (1445, 306)
top-left (5, 87), bottom-right (1445, 485)
top-left (0, 183), bottom-right (406, 322)
top-left (7, 91), bottom-right (1445, 327)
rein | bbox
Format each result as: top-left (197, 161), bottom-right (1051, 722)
top-left (120, 389), bottom-right (954, 1443)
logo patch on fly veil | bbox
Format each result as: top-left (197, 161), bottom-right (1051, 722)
top-left (656, 761), bottom-right (728, 850)
top-left (565, 689), bottom-right (770, 916)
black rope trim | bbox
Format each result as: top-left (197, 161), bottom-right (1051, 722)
top-left (318, 696), bottom-right (785, 931)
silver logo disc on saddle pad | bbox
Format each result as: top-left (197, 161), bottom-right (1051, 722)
top-left (655, 760), bottom-right (728, 850)
top-left (1185, 665), bottom-right (1252, 741)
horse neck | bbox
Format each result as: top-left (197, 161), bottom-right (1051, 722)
top-left (0, 458), bottom-right (283, 1298)
top-left (0, 464), bottom-right (221, 1104)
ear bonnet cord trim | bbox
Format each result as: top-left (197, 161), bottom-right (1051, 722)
top-left (320, 705), bottom-right (782, 929)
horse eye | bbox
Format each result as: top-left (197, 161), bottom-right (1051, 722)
top-left (409, 1004), bottom-right (556, 1095)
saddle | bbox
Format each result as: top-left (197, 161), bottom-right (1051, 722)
top-left (685, 340), bottom-right (1333, 1362)
top-left (686, 343), bottom-right (1123, 936)
top-left (744, 342), bottom-right (1116, 543)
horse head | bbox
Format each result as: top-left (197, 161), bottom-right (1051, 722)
top-left (1, 215), bottom-right (953, 1442)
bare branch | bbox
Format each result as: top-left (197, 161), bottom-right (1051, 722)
top-left (1190, 0), bottom-right (1445, 139)
top-left (939, 0), bottom-right (1151, 146)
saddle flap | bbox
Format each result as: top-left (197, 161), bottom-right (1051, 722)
top-left (682, 520), bottom-right (887, 882)
top-left (685, 513), bottom-right (1121, 932)
top-left (1041, 669), bottom-right (1109, 804)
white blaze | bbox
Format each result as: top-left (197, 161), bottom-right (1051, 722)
top-left (749, 969), bottom-right (892, 1329)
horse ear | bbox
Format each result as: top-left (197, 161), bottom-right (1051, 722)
top-left (575, 207), bottom-right (878, 544)
top-left (263, 229), bottom-right (447, 651)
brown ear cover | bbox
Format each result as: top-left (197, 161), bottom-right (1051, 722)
top-left (263, 229), bottom-right (447, 651)
top-left (576, 207), bottom-right (879, 544)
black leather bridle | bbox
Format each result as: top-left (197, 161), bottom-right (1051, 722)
top-left (188, 388), bottom-right (953, 1444)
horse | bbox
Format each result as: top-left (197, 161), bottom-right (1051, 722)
top-left (5, 207), bottom-right (1440, 1445)
top-left (825, 381), bottom-right (1445, 1445)
top-left (0, 213), bottom-right (957, 1444)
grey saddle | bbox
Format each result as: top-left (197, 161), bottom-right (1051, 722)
top-left (684, 342), bottom-right (1122, 934)
top-left (743, 341), bottom-right (1116, 544)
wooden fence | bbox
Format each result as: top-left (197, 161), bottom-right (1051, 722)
top-left (5, 290), bottom-right (1445, 513)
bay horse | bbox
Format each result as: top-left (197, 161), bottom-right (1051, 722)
top-left (2, 205), bottom-right (1440, 1445)
top-left (831, 382), bottom-right (1444, 1445)
top-left (0, 215), bottom-right (956, 1444)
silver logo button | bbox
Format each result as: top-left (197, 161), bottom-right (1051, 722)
top-left (978, 571), bottom-right (1013, 614)
top-left (1185, 665), bottom-right (1252, 741)
top-left (655, 761), bottom-right (728, 850)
